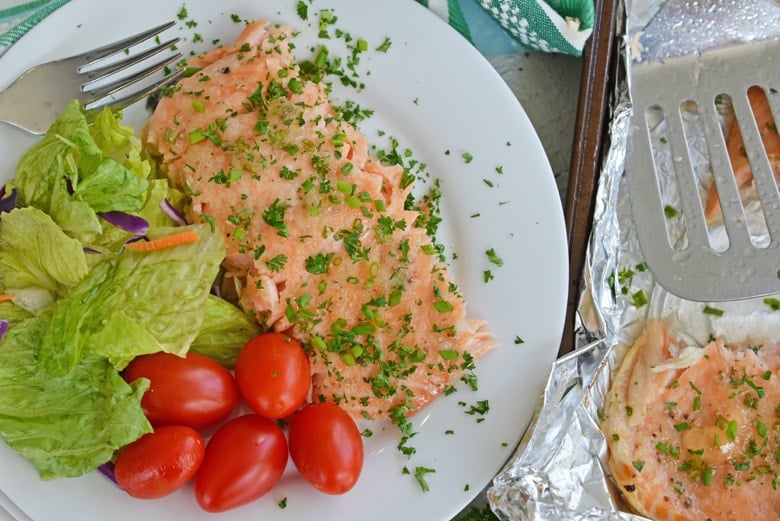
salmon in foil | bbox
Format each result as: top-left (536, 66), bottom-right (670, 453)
top-left (602, 319), bottom-right (780, 521)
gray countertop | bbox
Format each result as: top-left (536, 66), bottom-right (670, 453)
top-left (489, 51), bottom-right (583, 203)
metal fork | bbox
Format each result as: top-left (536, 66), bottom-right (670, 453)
top-left (0, 21), bottom-right (183, 135)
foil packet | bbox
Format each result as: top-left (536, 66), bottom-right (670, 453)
top-left (487, 0), bottom-right (780, 519)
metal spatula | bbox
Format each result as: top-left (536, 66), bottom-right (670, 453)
top-left (626, 38), bottom-right (780, 301)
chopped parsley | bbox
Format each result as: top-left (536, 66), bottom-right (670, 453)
top-left (262, 199), bottom-right (290, 237)
top-left (485, 248), bottom-right (503, 267)
top-left (631, 289), bottom-right (648, 308)
top-left (763, 297), bottom-right (780, 310)
top-left (375, 36), bottom-right (392, 52)
top-left (305, 252), bottom-right (335, 275)
top-left (703, 305), bottom-right (724, 316)
top-left (266, 254), bottom-right (288, 272)
top-left (412, 466), bottom-right (436, 492)
top-left (296, 0), bottom-right (308, 20)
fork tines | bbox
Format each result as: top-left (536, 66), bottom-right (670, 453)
top-left (78, 21), bottom-right (178, 65)
top-left (78, 21), bottom-right (183, 111)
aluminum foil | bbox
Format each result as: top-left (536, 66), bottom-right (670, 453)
top-left (486, 0), bottom-right (780, 519)
top-left (636, 0), bottom-right (780, 63)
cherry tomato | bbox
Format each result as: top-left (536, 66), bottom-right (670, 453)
top-left (234, 333), bottom-right (310, 419)
top-left (288, 402), bottom-right (364, 494)
top-left (194, 414), bottom-right (288, 513)
top-left (114, 425), bottom-right (204, 499)
top-left (123, 351), bottom-right (238, 428)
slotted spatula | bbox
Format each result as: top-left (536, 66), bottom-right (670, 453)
top-left (626, 37), bottom-right (780, 301)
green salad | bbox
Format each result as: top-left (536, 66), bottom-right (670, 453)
top-left (0, 100), bottom-right (258, 479)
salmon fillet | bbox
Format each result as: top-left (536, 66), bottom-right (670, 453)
top-left (705, 86), bottom-right (780, 221)
top-left (602, 319), bottom-right (780, 521)
top-left (144, 21), bottom-right (496, 420)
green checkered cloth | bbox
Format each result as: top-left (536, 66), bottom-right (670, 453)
top-left (0, 0), bottom-right (594, 57)
top-left (419, 0), bottom-right (594, 55)
top-left (0, 0), bottom-right (69, 52)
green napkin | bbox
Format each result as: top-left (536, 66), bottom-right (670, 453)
top-left (1, 0), bottom-right (593, 57)
top-left (0, 0), bottom-right (69, 52)
top-left (419, 0), bottom-right (594, 55)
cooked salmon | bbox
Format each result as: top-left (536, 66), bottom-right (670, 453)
top-left (705, 86), bottom-right (780, 221)
top-left (602, 319), bottom-right (780, 521)
top-left (144, 21), bottom-right (496, 420)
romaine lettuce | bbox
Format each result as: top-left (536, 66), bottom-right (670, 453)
top-left (89, 105), bottom-right (152, 181)
top-left (38, 223), bottom-right (226, 375)
top-left (9, 100), bottom-right (149, 241)
top-left (0, 308), bottom-right (152, 479)
top-left (0, 207), bottom-right (89, 314)
top-left (190, 294), bottom-right (262, 368)
top-left (0, 100), bottom-right (239, 482)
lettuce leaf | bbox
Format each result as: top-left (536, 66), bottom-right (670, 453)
top-left (89, 106), bottom-right (152, 181)
top-left (0, 100), bottom-right (245, 481)
top-left (190, 294), bottom-right (262, 368)
top-left (38, 224), bottom-right (225, 375)
top-left (0, 301), bottom-right (33, 325)
top-left (0, 207), bottom-right (89, 314)
top-left (0, 309), bottom-right (152, 479)
top-left (87, 179), bottom-right (186, 254)
top-left (9, 100), bottom-right (149, 241)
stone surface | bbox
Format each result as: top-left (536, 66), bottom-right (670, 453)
top-left (487, 51), bottom-right (583, 204)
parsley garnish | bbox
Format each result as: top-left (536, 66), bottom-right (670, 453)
top-left (296, 0), bottom-right (308, 20)
top-left (413, 466), bottom-right (436, 492)
top-left (262, 199), bottom-right (290, 237)
top-left (464, 399), bottom-right (490, 418)
top-left (433, 301), bottom-right (453, 313)
top-left (305, 252), bottom-right (334, 275)
top-left (485, 248), bottom-right (503, 267)
top-left (266, 254), bottom-right (288, 272)
top-left (376, 36), bottom-right (392, 53)
top-left (632, 289), bottom-right (648, 308)
top-left (703, 305), bottom-right (724, 316)
top-left (763, 297), bottom-right (780, 310)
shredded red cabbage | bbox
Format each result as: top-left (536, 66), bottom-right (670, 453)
top-left (98, 211), bottom-right (149, 235)
top-left (0, 319), bottom-right (8, 342)
top-left (160, 199), bottom-right (187, 226)
top-left (0, 187), bottom-right (18, 214)
top-left (97, 461), bottom-right (119, 487)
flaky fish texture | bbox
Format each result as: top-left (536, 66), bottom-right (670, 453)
top-left (602, 319), bottom-right (780, 521)
top-left (145, 21), bottom-right (497, 420)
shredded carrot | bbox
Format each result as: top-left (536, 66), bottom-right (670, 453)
top-left (124, 230), bottom-right (200, 252)
top-left (0, 294), bottom-right (14, 303)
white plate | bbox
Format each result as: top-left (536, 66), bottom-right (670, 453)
top-left (0, 1), bottom-right (567, 520)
